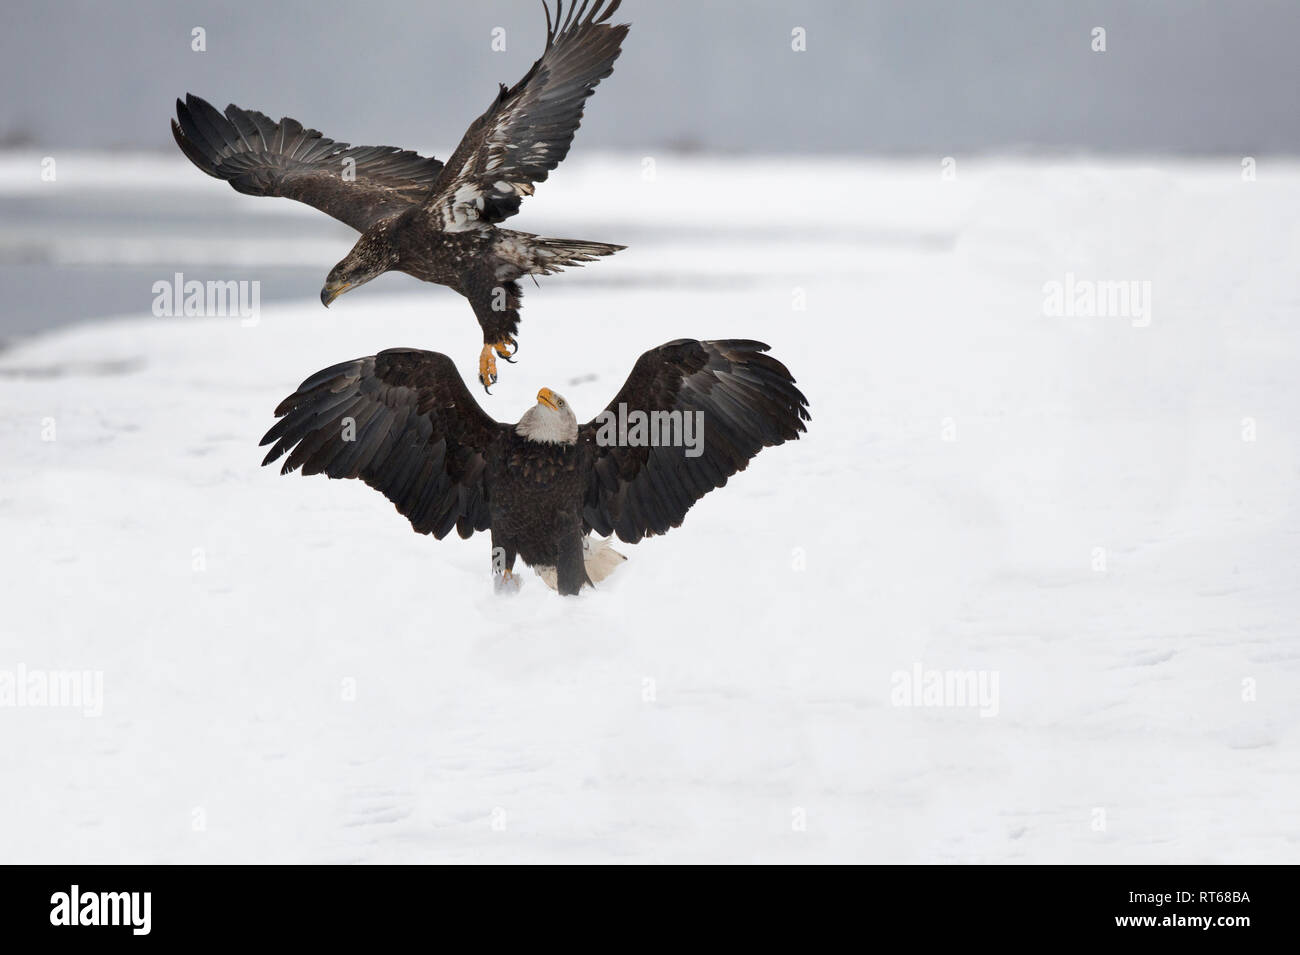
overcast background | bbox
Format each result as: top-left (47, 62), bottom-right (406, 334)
top-left (4, 0), bottom-right (1299, 155)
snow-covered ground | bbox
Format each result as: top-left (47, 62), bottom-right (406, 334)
top-left (2, 154), bottom-right (1298, 863)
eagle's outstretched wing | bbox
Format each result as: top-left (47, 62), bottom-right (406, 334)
top-left (426, 0), bottom-right (629, 231)
top-left (579, 340), bottom-right (810, 544)
top-left (260, 350), bottom-right (505, 539)
top-left (172, 94), bottom-right (444, 232)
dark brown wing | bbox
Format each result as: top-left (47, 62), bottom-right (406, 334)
top-left (172, 94), bottom-right (444, 232)
top-left (260, 349), bottom-right (506, 539)
top-left (579, 340), bottom-right (810, 544)
top-left (426, 0), bottom-right (628, 230)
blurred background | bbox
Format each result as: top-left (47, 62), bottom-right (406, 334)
top-left (2, 0), bottom-right (1298, 343)
top-left (6, 0), bottom-right (1300, 154)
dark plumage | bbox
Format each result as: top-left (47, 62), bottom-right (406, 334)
top-left (260, 340), bottom-right (811, 596)
top-left (171, 0), bottom-right (629, 390)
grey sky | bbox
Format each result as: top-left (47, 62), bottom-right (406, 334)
top-left (5, 0), bottom-right (1298, 154)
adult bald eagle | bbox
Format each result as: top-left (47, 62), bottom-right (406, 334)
top-left (171, 0), bottom-right (628, 390)
top-left (260, 340), bottom-right (810, 595)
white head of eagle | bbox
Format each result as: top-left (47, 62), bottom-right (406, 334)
top-left (515, 388), bottom-right (578, 445)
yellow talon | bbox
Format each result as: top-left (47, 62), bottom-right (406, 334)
top-left (478, 344), bottom-right (499, 390)
top-left (479, 338), bottom-right (518, 390)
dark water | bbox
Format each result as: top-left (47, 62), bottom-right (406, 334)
top-left (0, 188), bottom-right (767, 350)
top-left (0, 261), bottom-right (333, 346)
top-left (0, 188), bottom-right (353, 347)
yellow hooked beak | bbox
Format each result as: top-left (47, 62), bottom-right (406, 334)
top-left (536, 388), bottom-right (559, 412)
top-left (320, 281), bottom-right (353, 307)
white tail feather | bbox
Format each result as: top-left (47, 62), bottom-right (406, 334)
top-left (535, 536), bottom-right (627, 591)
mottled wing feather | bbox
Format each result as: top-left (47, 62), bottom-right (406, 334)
top-left (579, 340), bottom-right (811, 544)
top-left (427, 0), bottom-right (628, 231)
top-left (173, 93), bottom-right (444, 232)
top-left (260, 350), bottom-right (505, 539)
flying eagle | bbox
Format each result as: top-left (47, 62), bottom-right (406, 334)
top-left (171, 0), bottom-right (629, 390)
top-left (260, 340), bottom-right (810, 595)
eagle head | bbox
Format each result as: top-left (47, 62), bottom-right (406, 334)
top-left (516, 388), bottom-right (578, 445)
top-left (321, 229), bottom-right (398, 307)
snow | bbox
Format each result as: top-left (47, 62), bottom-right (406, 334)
top-left (2, 154), bottom-right (1299, 863)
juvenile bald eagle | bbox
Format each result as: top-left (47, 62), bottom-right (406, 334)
top-left (260, 340), bottom-right (810, 595)
top-left (171, 0), bottom-right (628, 390)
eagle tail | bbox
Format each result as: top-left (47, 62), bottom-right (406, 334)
top-left (526, 236), bottom-right (625, 276)
top-left (582, 535), bottom-right (628, 585)
top-left (535, 536), bottom-right (627, 592)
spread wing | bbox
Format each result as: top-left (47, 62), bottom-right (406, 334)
top-left (427, 0), bottom-right (629, 230)
top-left (260, 350), bottom-right (506, 539)
top-left (579, 340), bottom-right (810, 544)
top-left (172, 93), bottom-right (444, 232)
